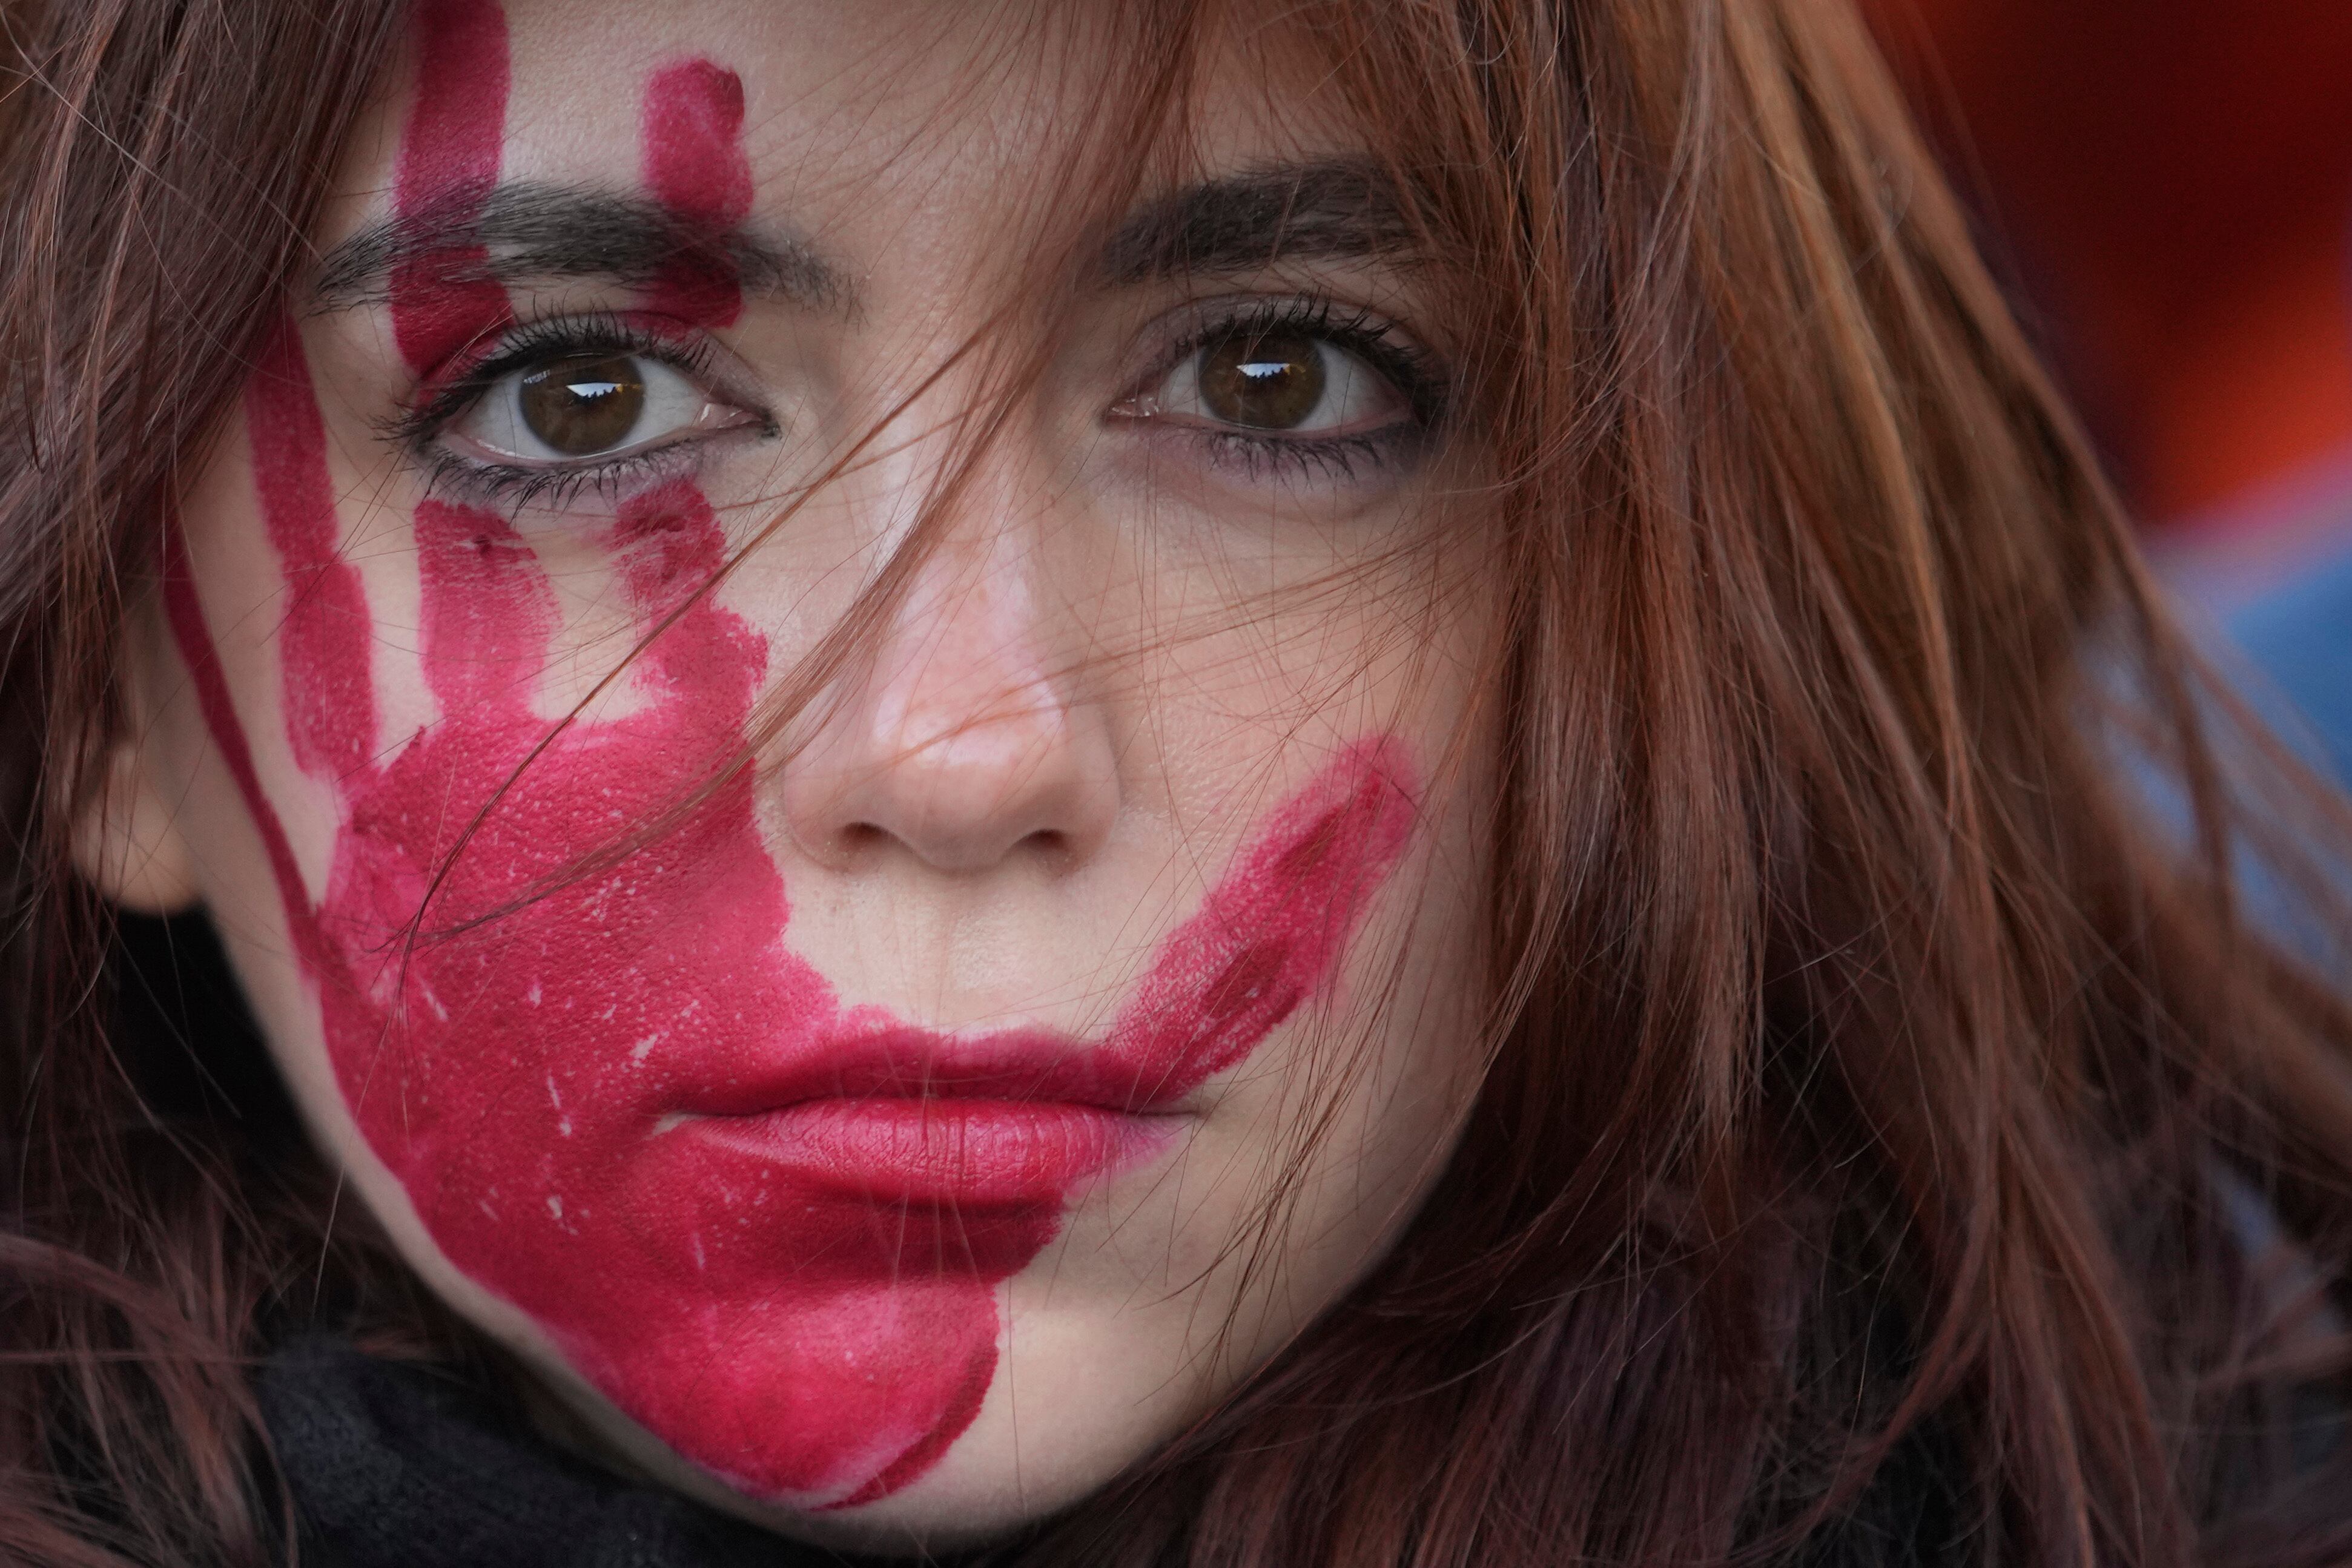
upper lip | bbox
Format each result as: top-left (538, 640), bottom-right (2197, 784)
top-left (672, 1023), bottom-right (1195, 1121)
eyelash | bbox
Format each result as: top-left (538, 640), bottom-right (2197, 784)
top-left (1141, 296), bottom-right (1448, 484)
top-left (385, 312), bottom-right (756, 512)
top-left (386, 295), bottom-right (1449, 510)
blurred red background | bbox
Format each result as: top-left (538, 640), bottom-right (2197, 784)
top-left (1860, 0), bottom-right (2352, 538)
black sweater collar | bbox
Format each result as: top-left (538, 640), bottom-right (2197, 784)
top-left (257, 1335), bottom-right (910, 1568)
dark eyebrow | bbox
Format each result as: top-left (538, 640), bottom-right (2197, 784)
top-left (1098, 159), bottom-right (1424, 285)
top-left (309, 181), bottom-right (849, 314)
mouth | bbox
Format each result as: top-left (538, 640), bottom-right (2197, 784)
top-left (655, 737), bottom-right (1422, 1213)
top-left (666, 1025), bottom-right (1198, 1205)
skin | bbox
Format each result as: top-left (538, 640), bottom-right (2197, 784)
top-left (82, 0), bottom-right (1498, 1550)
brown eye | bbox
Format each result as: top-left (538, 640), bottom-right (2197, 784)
top-left (1197, 329), bottom-right (1327, 430)
top-left (517, 352), bottom-right (647, 456)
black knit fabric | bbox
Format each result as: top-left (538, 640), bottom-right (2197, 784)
top-left (256, 1336), bottom-right (893, 1568)
top-left (255, 1334), bottom-right (1964, 1567)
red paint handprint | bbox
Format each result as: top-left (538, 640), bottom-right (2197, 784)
top-left (164, 6), bottom-right (1418, 1507)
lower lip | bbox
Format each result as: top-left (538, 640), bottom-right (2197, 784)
top-left (682, 1099), bottom-right (1182, 1205)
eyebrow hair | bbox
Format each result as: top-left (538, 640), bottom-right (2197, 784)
top-left (309, 181), bottom-right (848, 314)
top-left (1098, 159), bottom-right (1425, 285)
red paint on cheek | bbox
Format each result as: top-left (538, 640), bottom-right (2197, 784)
top-left (167, 43), bottom-right (1421, 1512)
top-left (389, 0), bottom-right (514, 377)
top-left (243, 312), bottom-right (378, 782)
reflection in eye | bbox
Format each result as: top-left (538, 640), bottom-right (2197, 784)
top-left (1129, 312), bottom-right (1429, 452)
top-left (1161, 326), bottom-right (1406, 435)
top-left (449, 350), bottom-right (732, 466)
top-left (520, 352), bottom-right (647, 455)
top-left (1198, 330), bottom-right (1329, 429)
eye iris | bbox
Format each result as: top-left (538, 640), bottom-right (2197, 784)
top-left (518, 352), bottom-right (648, 456)
top-left (1197, 329), bottom-right (1326, 430)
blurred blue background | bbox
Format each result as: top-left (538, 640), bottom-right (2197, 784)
top-left (1863, 0), bottom-right (2352, 781)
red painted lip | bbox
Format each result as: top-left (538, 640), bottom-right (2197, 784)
top-left (684, 1099), bottom-right (1177, 1205)
top-left (669, 1024), bottom-right (1212, 1202)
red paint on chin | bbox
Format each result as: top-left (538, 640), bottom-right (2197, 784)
top-left (168, 30), bottom-right (1421, 1511)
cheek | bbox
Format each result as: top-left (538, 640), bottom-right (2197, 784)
top-left (1229, 785), bottom-right (1490, 1233)
top-left (999, 815), bottom-right (1485, 1476)
top-left (1191, 736), bottom-right (1490, 1280)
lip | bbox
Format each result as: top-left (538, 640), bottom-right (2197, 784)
top-left (684, 1098), bottom-right (1179, 1205)
top-left (668, 1025), bottom-right (1198, 1204)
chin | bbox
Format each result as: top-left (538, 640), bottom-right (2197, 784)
top-left (676, 1431), bottom-right (1128, 1557)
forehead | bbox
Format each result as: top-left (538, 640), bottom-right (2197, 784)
top-left (341, 0), bottom-right (1373, 240)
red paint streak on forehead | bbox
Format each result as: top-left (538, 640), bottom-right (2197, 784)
top-left (391, 0), bottom-right (514, 375)
top-left (640, 59), bottom-right (753, 328)
top-left (643, 59), bottom-right (754, 228)
top-left (395, 0), bottom-right (509, 212)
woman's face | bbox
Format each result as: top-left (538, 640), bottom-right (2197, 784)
top-left (105, 0), bottom-right (1495, 1547)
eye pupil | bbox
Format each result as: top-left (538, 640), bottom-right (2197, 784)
top-left (518, 352), bottom-right (648, 456)
top-left (1198, 329), bottom-right (1326, 430)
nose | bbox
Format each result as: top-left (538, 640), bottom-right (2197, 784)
top-left (780, 520), bottom-right (1120, 876)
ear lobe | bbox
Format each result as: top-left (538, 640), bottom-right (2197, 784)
top-left (71, 734), bottom-right (200, 914)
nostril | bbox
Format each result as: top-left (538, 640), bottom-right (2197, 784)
top-left (1018, 826), bottom-right (1071, 861)
top-left (836, 821), bottom-right (890, 858)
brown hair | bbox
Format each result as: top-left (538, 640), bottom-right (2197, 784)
top-left (7, 2), bottom-right (2352, 1566)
